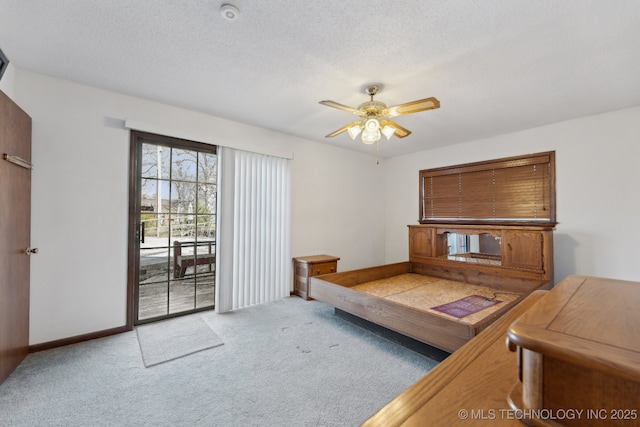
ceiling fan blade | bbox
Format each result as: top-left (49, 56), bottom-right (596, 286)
top-left (319, 100), bottom-right (362, 115)
top-left (325, 121), bottom-right (362, 138)
top-left (384, 97), bottom-right (440, 117)
top-left (380, 120), bottom-right (412, 138)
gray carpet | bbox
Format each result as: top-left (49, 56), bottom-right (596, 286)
top-left (136, 315), bottom-right (224, 367)
top-left (0, 297), bottom-right (438, 426)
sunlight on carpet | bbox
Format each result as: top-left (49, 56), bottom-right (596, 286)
top-left (136, 315), bottom-right (223, 367)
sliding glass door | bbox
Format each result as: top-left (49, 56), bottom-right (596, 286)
top-left (129, 131), bottom-right (217, 324)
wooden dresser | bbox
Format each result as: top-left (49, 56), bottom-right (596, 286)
top-left (362, 275), bottom-right (640, 426)
top-left (292, 255), bottom-right (339, 300)
top-left (506, 275), bottom-right (640, 426)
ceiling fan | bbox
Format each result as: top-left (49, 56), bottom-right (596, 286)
top-left (319, 85), bottom-right (440, 153)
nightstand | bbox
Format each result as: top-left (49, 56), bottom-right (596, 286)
top-left (292, 255), bottom-right (340, 300)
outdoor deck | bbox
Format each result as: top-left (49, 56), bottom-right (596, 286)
top-left (138, 259), bottom-right (215, 321)
top-left (137, 236), bottom-right (216, 321)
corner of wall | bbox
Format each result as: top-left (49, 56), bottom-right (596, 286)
top-left (0, 62), bottom-right (17, 100)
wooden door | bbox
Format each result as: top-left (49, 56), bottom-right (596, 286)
top-left (0, 90), bottom-right (32, 384)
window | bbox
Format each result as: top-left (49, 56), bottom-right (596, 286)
top-left (419, 151), bottom-right (556, 225)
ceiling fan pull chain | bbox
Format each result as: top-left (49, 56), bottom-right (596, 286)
top-left (376, 140), bottom-right (380, 164)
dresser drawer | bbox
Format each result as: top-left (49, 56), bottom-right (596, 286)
top-left (310, 262), bottom-right (337, 276)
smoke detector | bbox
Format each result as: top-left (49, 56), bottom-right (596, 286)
top-left (220, 4), bottom-right (240, 21)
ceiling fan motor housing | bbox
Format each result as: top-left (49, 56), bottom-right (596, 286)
top-left (359, 101), bottom-right (387, 117)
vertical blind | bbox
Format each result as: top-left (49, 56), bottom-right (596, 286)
top-left (216, 148), bottom-right (291, 312)
top-left (420, 152), bottom-right (555, 224)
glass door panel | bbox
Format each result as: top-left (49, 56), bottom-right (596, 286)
top-left (196, 215), bottom-right (216, 239)
top-left (141, 143), bottom-right (170, 179)
top-left (171, 149), bottom-right (197, 181)
top-left (170, 182), bottom-right (197, 214)
top-left (198, 183), bottom-right (217, 212)
top-left (133, 136), bottom-right (217, 324)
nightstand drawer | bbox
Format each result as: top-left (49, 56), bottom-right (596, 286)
top-left (310, 262), bottom-right (337, 276)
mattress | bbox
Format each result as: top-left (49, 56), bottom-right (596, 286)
top-left (351, 273), bottom-right (521, 325)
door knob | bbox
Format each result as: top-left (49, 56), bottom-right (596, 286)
top-left (25, 247), bottom-right (39, 255)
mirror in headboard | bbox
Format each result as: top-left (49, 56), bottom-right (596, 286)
top-left (444, 231), bottom-right (502, 264)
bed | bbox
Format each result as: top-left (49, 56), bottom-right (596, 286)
top-left (309, 224), bottom-right (554, 353)
top-left (309, 152), bottom-right (557, 353)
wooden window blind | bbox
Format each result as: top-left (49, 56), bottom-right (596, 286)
top-left (419, 151), bottom-right (555, 225)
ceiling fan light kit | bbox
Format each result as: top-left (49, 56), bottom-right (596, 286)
top-left (361, 118), bottom-right (380, 145)
top-left (320, 85), bottom-right (440, 163)
top-left (347, 124), bottom-right (362, 139)
top-left (381, 123), bottom-right (396, 140)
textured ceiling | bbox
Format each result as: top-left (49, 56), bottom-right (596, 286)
top-left (1, 1), bottom-right (640, 159)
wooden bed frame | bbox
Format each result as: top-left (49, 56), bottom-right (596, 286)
top-left (310, 224), bottom-right (554, 353)
top-left (310, 152), bottom-right (557, 353)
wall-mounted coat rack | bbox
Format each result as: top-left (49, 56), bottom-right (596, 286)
top-left (3, 153), bottom-right (32, 170)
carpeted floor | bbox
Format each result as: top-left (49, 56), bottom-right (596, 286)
top-left (0, 297), bottom-right (439, 426)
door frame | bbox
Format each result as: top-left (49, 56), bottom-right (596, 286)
top-left (127, 130), bottom-right (218, 326)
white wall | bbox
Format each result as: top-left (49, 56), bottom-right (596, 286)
top-left (290, 141), bottom-right (386, 268)
top-left (0, 62), bottom-right (16, 99)
top-left (384, 106), bottom-right (640, 284)
top-left (13, 69), bottom-right (384, 345)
